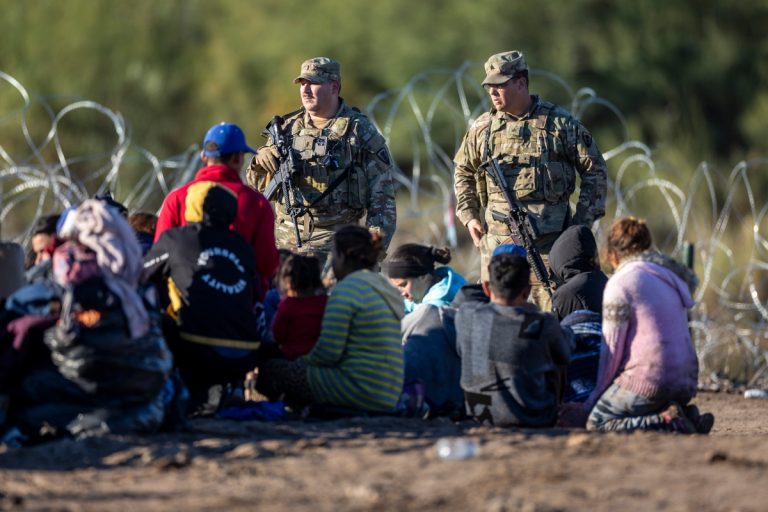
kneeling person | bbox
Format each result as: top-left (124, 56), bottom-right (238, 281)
top-left (456, 252), bottom-right (572, 427)
top-left (143, 183), bottom-right (263, 395)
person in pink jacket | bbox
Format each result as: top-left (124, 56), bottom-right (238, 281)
top-left (584, 217), bottom-right (714, 434)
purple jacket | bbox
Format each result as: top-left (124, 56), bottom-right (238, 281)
top-left (586, 252), bottom-right (699, 408)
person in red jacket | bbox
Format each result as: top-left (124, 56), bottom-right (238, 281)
top-left (272, 254), bottom-right (328, 359)
top-left (155, 122), bottom-right (278, 296)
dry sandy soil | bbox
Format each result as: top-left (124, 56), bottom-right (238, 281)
top-left (0, 391), bottom-right (766, 511)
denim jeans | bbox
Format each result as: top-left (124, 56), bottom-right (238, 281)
top-left (587, 383), bottom-right (693, 432)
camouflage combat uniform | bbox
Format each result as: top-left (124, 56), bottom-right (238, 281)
top-left (247, 103), bottom-right (396, 261)
top-left (454, 95), bottom-right (607, 310)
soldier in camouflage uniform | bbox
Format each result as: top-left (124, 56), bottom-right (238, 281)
top-left (247, 57), bottom-right (396, 263)
top-left (454, 50), bottom-right (607, 311)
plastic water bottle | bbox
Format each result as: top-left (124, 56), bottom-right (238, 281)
top-left (744, 389), bottom-right (768, 399)
top-left (434, 437), bottom-right (479, 460)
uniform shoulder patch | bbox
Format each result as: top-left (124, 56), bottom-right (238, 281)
top-left (375, 147), bottom-right (392, 166)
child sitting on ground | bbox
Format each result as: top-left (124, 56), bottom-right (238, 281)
top-left (272, 254), bottom-right (328, 360)
top-left (455, 252), bottom-right (572, 427)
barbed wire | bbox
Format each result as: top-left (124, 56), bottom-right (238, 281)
top-left (0, 67), bottom-right (766, 388)
top-left (365, 62), bottom-right (768, 388)
top-left (0, 71), bottom-right (200, 247)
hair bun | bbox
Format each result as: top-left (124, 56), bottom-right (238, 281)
top-left (430, 246), bottom-right (452, 265)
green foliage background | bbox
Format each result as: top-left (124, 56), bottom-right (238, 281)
top-left (2, 0), bottom-right (767, 169)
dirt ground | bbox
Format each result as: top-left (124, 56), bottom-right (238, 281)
top-left (0, 391), bottom-right (766, 512)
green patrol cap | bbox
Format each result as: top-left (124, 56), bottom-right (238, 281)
top-left (481, 50), bottom-right (527, 86)
top-left (293, 57), bottom-right (341, 84)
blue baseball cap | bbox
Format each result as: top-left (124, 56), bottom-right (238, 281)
top-left (492, 243), bottom-right (527, 259)
top-left (202, 122), bottom-right (256, 157)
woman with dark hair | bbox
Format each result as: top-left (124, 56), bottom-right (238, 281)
top-left (255, 226), bottom-right (405, 413)
top-left (584, 217), bottom-right (713, 434)
top-left (382, 244), bottom-right (466, 313)
top-left (383, 244), bottom-right (467, 416)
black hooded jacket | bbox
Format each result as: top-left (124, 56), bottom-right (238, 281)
top-left (548, 225), bottom-right (608, 321)
top-left (142, 183), bottom-right (261, 352)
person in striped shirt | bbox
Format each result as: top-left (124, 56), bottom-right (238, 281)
top-left (254, 225), bottom-right (405, 412)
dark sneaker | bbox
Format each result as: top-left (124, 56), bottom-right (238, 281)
top-left (696, 413), bottom-right (715, 434)
top-left (660, 402), bottom-right (697, 434)
top-left (685, 405), bottom-right (715, 434)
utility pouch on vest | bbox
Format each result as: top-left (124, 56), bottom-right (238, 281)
top-left (541, 161), bottom-right (575, 202)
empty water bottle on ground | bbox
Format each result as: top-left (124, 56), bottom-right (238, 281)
top-left (434, 437), bottom-right (479, 460)
top-left (744, 389), bottom-right (768, 399)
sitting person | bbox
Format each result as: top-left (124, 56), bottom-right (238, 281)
top-left (260, 248), bottom-right (293, 343)
top-left (5, 199), bottom-right (173, 438)
top-left (449, 243), bottom-right (525, 309)
top-left (560, 309), bottom-right (602, 403)
top-left (383, 243), bottom-right (467, 416)
top-left (25, 214), bottom-right (60, 270)
top-left (398, 304), bottom-right (462, 417)
top-left (255, 226), bottom-right (405, 413)
top-left (456, 252), bottom-right (572, 427)
top-left (142, 183), bottom-right (262, 402)
top-left (585, 217), bottom-right (713, 434)
top-left (548, 224), bottom-right (608, 321)
top-left (547, 225), bottom-right (607, 404)
top-left (128, 211), bottom-right (158, 256)
top-left (383, 244), bottom-right (466, 312)
top-left (24, 213), bottom-right (61, 283)
top-left (272, 254), bottom-right (327, 360)
top-left (0, 241), bottom-right (24, 305)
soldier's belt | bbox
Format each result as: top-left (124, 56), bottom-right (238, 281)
top-left (278, 208), bottom-right (362, 228)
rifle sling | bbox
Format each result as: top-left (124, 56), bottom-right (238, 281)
top-left (288, 166), bottom-right (351, 244)
top-left (299, 166), bottom-right (352, 212)
top-left (283, 109), bottom-right (356, 212)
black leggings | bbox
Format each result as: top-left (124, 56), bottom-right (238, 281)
top-left (256, 358), bottom-right (315, 408)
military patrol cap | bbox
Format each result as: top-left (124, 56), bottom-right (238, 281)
top-left (293, 57), bottom-right (341, 84)
top-left (481, 50), bottom-right (528, 86)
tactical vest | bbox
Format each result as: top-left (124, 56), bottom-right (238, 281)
top-left (283, 110), bottom-right (367, 226)
top-left (482, 100), bottom-right (578, 236)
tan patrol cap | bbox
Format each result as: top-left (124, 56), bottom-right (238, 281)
top-left (293, 57), bottom-right (341, 84)
top-left (481, 50), bottom-right (528, 86)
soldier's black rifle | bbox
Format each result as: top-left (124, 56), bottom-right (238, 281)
top-left (482, 158), bottom-right (553, 297)
top-left (264, 115), bottom-right (304, 247)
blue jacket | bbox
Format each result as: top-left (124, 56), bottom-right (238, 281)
top-left (405, 266), bottom-right (466, 314)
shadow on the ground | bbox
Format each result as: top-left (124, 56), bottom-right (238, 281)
top-left (0, 416), bottom-right (573, 471)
